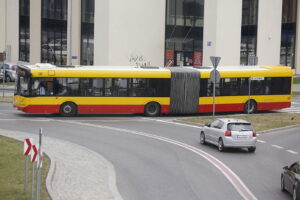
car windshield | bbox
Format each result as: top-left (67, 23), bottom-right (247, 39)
top-left (227, 123), bottom-right (253, 131)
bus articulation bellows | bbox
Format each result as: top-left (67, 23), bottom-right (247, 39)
top-left (13, 63), bottom-right (292, 116)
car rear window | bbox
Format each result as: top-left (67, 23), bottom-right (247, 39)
top-left (227, 123), bottom-right (253, 131)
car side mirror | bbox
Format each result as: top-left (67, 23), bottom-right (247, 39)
top-left (205, 123), bottom-right (210, 127)
top-left (283, 166), bottom-right (288, 170)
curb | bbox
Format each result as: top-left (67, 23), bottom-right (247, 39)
top-left (257, 124), bottom-right (300, 135)
top-left (174, 118), bottom-right (300, 135)
top-left (0, 128), bottom-right (123, 200)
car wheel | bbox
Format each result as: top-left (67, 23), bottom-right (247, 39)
top-left (248, 147), bottom-right (256, 153)
top-left (293, 182), bottom-right (299, 200)
top-left (244, 100), bottom-right (257, 114)
top-left (218, 138), bottom-right (225, 152)
top-left (281, 176), bottom-right (286, 192)
top-left (60, 102), bottom-right (77, 117)
top-left (144, 102), bottom-right (161, 117)
top-left (200, 132), bottom-right (206, 145)
top-left (6, 76), bottom-right (11, 82)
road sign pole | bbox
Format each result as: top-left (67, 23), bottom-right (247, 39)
top-left (24, 156), bottom-right (28, 193)
top-left (210, 56), bottom-right (221, 117)
top-left (248, 78), bottom-right (251, 114)
top-left (213, 69), bottom-right (216, 116)
top-left (31, 162), bottom-right (35, 200)
top-left (36, 128), bottom-right (42, 200)
top-left (2, 51), bottom-right (5, 98)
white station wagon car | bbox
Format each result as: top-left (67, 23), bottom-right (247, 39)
top-left (200, 118), bottom-right (257, 152)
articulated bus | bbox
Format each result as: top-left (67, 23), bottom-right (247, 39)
top-left (13, 63), bottom-right (292, 116)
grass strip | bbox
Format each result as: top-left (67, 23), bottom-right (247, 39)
top-left (293, 91), bottom-right (300, 97)
top-left (181, 113), bottom-right (300, 131)
top-left (0, 136), bottom-right (51, 200)
top-left (294, 77), bottom-right (300, 84)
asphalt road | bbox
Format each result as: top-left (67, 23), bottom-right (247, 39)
top-left (0, 102), bottom-right (299, 200)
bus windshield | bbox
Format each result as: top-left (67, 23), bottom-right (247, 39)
top-left (16, 76), bottom-right (30, 96)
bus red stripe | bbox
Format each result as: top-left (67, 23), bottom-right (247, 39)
top-left (16, 105), bottom-right (170, 114)
top-left (16, 102), bottom-right (290, 114)
top-left (257, 102), bottom-right (291, 110)
top-left (199, 102), bottom-right (290, 113)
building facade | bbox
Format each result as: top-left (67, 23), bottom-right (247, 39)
top-left (1, 0), bottom-right (300, 73)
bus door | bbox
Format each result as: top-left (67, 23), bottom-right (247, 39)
top-left (169, 68), bottom-right (200, 114)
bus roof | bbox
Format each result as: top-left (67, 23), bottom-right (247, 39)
top-left (23, 64), bottom-right (172, 78)
top-left (20, 64), bottom-right (293, 78)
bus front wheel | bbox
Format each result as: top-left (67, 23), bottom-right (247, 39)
top-left (144, 102), bottom-right (161, 117)
top-left (244, 100), bottom-right (257, 114)
top-left (60, 102), bottom-right (77, 117)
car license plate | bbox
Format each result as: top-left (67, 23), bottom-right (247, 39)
top-left (237, 135), bottom-right (248, 139)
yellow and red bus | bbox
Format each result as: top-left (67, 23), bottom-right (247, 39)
top-left (13, 63), bottom-right (292, 116)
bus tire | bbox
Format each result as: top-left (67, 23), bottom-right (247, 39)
top-left (144, 102), bottom-right (161, 117)
top-left (244, 100), bottom-right (257, 114)
top-left (60, 102), bottom-right (77, 117)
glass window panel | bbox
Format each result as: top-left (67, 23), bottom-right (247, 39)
top-left (19, 0), bottom-right (30, 62)
top-left (41, 0), bottom-right (68, 65)
top-left (165, 0), bottom-right (204, 67)
top-left (92, 78), bottom-right (104, 96)
top-left (81, 0), bottom-right (95, 65)
top-left (240, 0), bottom-right (258, 65)
top-left (104, 78), bottom-right (112, 96)
top-left (280, 0), bottom-right (297, 68)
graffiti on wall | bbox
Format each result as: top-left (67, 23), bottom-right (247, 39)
top-left (129, 53), bottom-right (151, 67)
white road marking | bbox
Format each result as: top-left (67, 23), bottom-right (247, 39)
top-left (272, 145), bottom-right (284, 149)
top-left (142, 118), bottom-right (201, 129)
top-left (53, 119), bottom-right (257, 200)
top-left (292, 102), bottom-right (300, 105)
top-left (257, 140), bottom-right (266, 143)
top-left (286, 150), bottom-right (299, 155)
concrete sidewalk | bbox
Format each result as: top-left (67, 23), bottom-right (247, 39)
top-left (0, 129), bottom-right (123, 200)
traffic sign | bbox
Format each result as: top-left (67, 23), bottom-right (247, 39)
top-left (31, 145), bottom-right (38, 163)
top-left (210, 69), bottom-right (221, 84)
top-left (210, 56), bottom-right (221, 68)
top-left (24, 138), bottom-right (33, 156)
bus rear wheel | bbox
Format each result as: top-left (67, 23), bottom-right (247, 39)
top-left (244, 100), bottom-right (257, 114)
top-left (144, 102), bottom-right (161, 117)
top-left (60, 102), bottom-right (77, 117)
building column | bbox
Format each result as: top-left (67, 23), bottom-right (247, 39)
top-left (257, 0), bottom-right (282, 66)
top-left (68, 0), bottom-right (81, 65)
top-left (29, 0), bottom-right (41, 64)
top-left (6, 0), bottom-right (19, 62)
top-left (0, 0), bottom-right (6, 53)
top-left (203, 0), bottom-right (217, 66)
top-left (94, 0), bottom-right (109, 65)
top-left (203, 0), bottom-right (242, 66)
top-left (295, 0), bottom-right (300, 74)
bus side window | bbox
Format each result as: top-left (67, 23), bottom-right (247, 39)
top-left (199, 79), bottom-right (208, 97)
top-left (92, 78), bottom-right (104, 96)
top-left (147, 88), bottom-right (156, 97)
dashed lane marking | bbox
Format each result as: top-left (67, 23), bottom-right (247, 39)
top-left (257, 140), bottom-right (266, 143)
top-left (272, 145), bottom-right (284, 149)
top-left (286, 150), bottom-right (299, 155)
